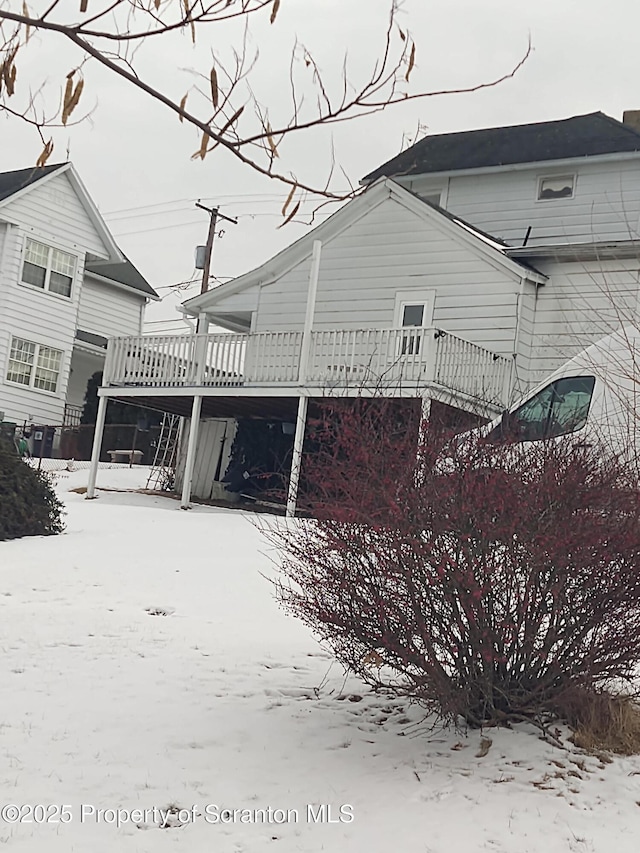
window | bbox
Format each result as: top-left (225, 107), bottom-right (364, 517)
top-left (22, 238), bottom-right (76, 297)
top-left (487, 376), bottom-right (596, 443)
top-left (6, 337), bottom-right (63, 393)
top-left (400, 303), bottom-right (425, 355)
top-left (394, 290), bottom-right (436, 357)
top-left (537, 175), bottom-right (575, 201)
top-left (423, 192), bottom-right (442, 207)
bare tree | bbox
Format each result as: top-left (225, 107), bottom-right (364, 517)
top-left (0, 0), bottom-right (530, 206)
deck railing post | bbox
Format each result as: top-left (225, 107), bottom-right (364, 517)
top-left (502, 355), bottom-right (516, 407)
top-left (424, 328), bottom-right (438, 384)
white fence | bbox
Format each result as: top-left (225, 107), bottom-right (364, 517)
top-left (103, 328), bottom-right (511, 405)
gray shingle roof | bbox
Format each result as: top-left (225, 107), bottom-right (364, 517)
top-left (84, 258), bottom-right (158, 299)
top-left (362, 112), bottom-right (640, 183)
top-left (0, 163), bottom-right (67, 202)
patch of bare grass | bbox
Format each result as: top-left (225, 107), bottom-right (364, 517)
top-left (555, 689), bottom-right (640, 756)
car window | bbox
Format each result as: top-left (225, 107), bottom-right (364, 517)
top-left (486, 376), bottom-right (596, 443)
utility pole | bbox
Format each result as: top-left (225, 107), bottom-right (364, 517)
top-left (195, 202), bottom-right (237, 295)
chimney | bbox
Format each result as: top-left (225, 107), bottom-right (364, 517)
top-left (623, 110), bottom-right (640, 133)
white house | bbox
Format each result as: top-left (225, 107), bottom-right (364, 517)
top-left (0, 162), bottom-right (158, 435)
top-left (90, 111), bottom-right (640, 512)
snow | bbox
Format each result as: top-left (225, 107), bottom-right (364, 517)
top-left (2, 465), bottom-right (640, 851)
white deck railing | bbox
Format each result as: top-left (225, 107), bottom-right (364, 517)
top-left (103, 327), bottom-right (512, 405)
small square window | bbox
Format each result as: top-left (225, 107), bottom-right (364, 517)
top-left (402, 304), bottom-right (424, 327)
top-left (538, 176), bottom-right (574, 200)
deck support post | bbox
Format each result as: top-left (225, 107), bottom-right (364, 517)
top-left (86, 395), bottom-right (108, 499)
top-left (416, 396), bottom-right (432, 465)
top-left (286, 395), bottom-right (308, 518)
top-left (298, 240), bottom-right (322, 384)
top-left (181, 395), bottom-right (203, 509)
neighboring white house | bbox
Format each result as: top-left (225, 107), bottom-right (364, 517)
top-left (91, 110), bottom-right (640, 511)
top-left (0, 162), bottom-right (158, 432)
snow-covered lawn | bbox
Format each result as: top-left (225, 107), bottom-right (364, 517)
top-left (2, 467), bottom-right (640, 851)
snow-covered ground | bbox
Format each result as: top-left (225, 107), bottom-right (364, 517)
top-left (2, 466), bottom-right (640, 851)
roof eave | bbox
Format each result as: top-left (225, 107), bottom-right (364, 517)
top-left (507, 240), bottom-right (640, 262)
top-left (183, 178), bottom-right (546, 319)
top-left (64, 164), bottom-right (123, 262)
top-left (0, 162), bottom-right (124, 263)
top-left (362, 149), bottom-right (640, 185)
top-left (84, 269), bottom-right (160, 301)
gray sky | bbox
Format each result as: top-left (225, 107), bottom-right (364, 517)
top-left (3, 0), bottom-right (640, 329)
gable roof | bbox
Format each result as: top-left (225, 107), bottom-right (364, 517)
top-left (0, 161), bottom-right (124, 262)
top-left (84, 257), bottom-right (159, 300)
top-left (0, 162), bottom-right (158, 299)
top-left (0, 163), bottom-right (67, 202)
top-left (182, 178), bottom-right (546, 317)
top-left (362, 112), bottom-right (640, 183)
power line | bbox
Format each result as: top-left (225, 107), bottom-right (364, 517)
top-left (111, 210), bottom-right (331, 238)
top-left (101, 192), bottom-right (301, 218)
top-left (104, 196), bottom-right (322, 224)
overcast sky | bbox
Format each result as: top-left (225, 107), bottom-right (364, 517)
top-left (3, 0), bottom-right (640, 330)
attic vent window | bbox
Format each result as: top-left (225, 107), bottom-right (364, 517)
top-left (537, 175), bottom-right (575, 201)
top-left (423, 192), bottom-right (442, 207)
top-left (22, 238), bottom-right (76, 297)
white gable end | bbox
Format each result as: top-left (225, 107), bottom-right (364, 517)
top-left (0, 170), bottom-right (111, 260)
top-left (251, 193), bottom-right (530, 356)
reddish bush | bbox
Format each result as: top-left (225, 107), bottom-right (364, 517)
top-left (268, 399), bottom-right (640, 726)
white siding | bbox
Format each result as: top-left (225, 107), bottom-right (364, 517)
top-left (0, 223), bottom-right (74, 424)
top-left (78, 277), bottom-right (144, 338)
top-left (0, 171), bottom-right (146, 424)
top-left (0, 381), bottom-right (65, 426)
top-left (0, 222), bottom-right (8, 390)
top-left (528, 259), bottom-right (640, 385)
top-left (253, 196), bottom-right (524, 356)
top-left (406, 158), bottom-right (640, 248)
top-left (210, 285), bottom-right (260, 315)
top-left (1, 171), bottom-right (110, 259)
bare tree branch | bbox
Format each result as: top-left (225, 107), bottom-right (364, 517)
top-left (0, 0), bottom-right (531, 205)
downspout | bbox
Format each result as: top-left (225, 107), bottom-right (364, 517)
top-left (510, 276), bottom-right (527, 403)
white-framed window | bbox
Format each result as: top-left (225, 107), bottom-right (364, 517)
top-left (6, 337), bottom-right (63, 393)
top-left (21, 237), bottom-right (76, 297)
top-left (537, 175), bottom-right (575, 201)
top-left (394, 290), bottom-right (436, 356)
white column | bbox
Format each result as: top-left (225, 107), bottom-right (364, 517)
top-left (86, 395), bottom-right (108, 499)
top-left (181, 395), bottom-right (203, 509)
top-left (298, 240), bottom-right (322, 384)
top-left (420, 396), bottom-right (432, 425)
top-left (416, 396), bottom-right (432, 466)
top-left (286, 395), bottom-right (308, 518)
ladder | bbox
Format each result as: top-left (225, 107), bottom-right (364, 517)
top-left (146, 413), bottom-right (182, 491)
